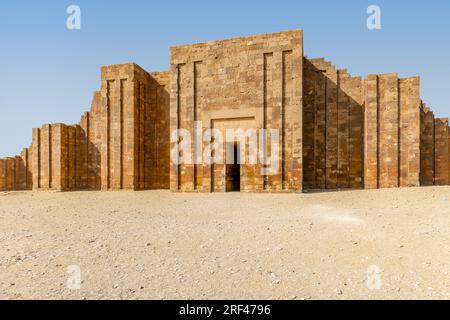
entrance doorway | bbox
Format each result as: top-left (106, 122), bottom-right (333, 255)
top-left (226, 142), bottom-right (240, 192)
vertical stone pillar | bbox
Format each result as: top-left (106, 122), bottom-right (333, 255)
top-left (337, 70), bottom-right (350, 188)
top-left (14, 155), bottom-right (26, 190)
top-left (67, 125), bottom-right (77, 190)
top-left (174, 62), bottom-right (196, 191)
top-left (51, 124), bottom-right (67, 191)
top-left (448, 126), bottom-right (450, 184)
top-left (283, 45), bottom-right (303, 192)
top-left (420, 105), bottom-right (434, 186)
top-left (311, 58), bottom-right (327, 189)
top-left (378, 73), bottom-right (399, 188)
top-left (5, 158), bottom-right (15, 190)
top-left (434, 118), bottom-right (449, 185)
top-left (364, 75), bottom-right (379, 189)
top-left (399, 77), bottom-right (421, 187)
top-left (21, 148), bottom-right (32, 190)
top-left (89, 92), bottom-right (103, 190)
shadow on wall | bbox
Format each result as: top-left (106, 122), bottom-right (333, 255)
top-left (0, 152), bottom-right (32, 191)
top-left (303, 56), bottom-right (449, 191)
top-left (302, 58), bottom-right (364, 191)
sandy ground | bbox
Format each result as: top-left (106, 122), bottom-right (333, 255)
top-left (1, 187), bottom-right (450, 300)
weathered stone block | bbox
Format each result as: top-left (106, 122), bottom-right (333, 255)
top-left (420, 104), bottom-right (435, 186)
top-left (170, 30), bottom-right (303, 192)
top-left (434, 118), bottom-right (449, 185)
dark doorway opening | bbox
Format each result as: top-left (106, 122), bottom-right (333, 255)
top-left (226, 142), bottom-right (240, 192)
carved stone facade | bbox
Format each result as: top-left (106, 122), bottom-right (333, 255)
top-left (0, 30), bottom-right (448, 192)
top-left (170, 30), bottom-right (303, 192)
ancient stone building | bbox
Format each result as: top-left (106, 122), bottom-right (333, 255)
top-left (170, 31), bottom-right (303, 192)
top-left (0, 30), bottom-right (449, 193)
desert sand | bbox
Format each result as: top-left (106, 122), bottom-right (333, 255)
top-left (1, 187), bottom-right (450, 300)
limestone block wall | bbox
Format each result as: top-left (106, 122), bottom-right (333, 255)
top-left (98, 63), bottom-right (170, 191)
top-left (448, 126), bottom-right (450, 184)
top-left (32, 124), bottom-right (62, 190)
top-left (170, 30), bottom-right (303, 192)
top-left (363, 74), bottom-right (421, 189)
top-left (99, 64), bottom-right (135, 190)
top-left (1, 62), bottom-right (170, 193)
top-left (2, 30), bottom-right (450, 193)
top-left (420, 104), bottom-right (435, 185)
top-left (77, 112), bottom-right (89, 189)
top-left (0, 154), bottom-right (30, 191)
top-left (302, 58), bottom-right (364, 190)
top-left (86, 92), bottom-right (103, 190)
top-left (0, 159), bottom-right (7, 190)
top-left (434, 118), bottom-right (449, 185)
top-left (133, 66), bottom-right (147, 190)
top-left (378, 74), bottom-right (400, 189)
top-left (302, 59), bottom-right (318, 189)
top-left (75, 96), bottom-right (105, 191)
top-left (417, 104), bottom-right (450, 187)
top-left (20, 148), bottom-right (33, 190)
top-left (345, 73), bottom-right (365, 189)
top-left (364, 74), bottom-right (378, 189)
top-left (364, 74), bottom-right (399, 189)
top-left (146, 71), bottom-right (170, 189)
top-left (304, 64), bottom-right (425, 191)
top-left (0, 158), bottom-right (13, 191)
top-left (399, 77), bottom-right (421, 187)
top-left (31, 123), bottom-right (86, 191)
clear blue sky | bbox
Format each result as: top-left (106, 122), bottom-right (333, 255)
top-left (1, 0), bottom-right (449, 157)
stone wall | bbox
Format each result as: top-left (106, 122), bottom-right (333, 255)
top-left (418, 104), bottom-right (450, 186)
top-left (303, 64), bottom-right (424, 191)
top-left (363, 74), bottom-right (421, 189)
top-left (96, 63), bottom-right (170, 191)
top-left (420, 104), bottom-right (435, 185)
top-left (99, 63), bottom-right (137, 190)
top-left (303, 58), bottom-right (364, 190)
top-left (146, 71), bottom-right (171, 189)
top-left (20, 148), bottom-right (32, 190)
top-left (0, 150), bottom-right (32, 191)
top-left (86, 92), bottom-right (103, 190)
top-left (434, 118), bottom-right (449, 185)
top-left (399, 77), bottom-right (421, 187)
top-left (31, 123), bottom-right (85, 191)
top-left (170, 30), bottom-right (303, 192)
top-left (25, 63), bottom-right (170, 192)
